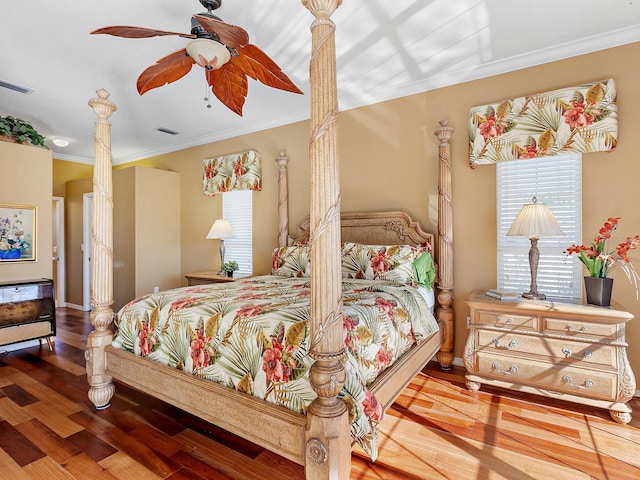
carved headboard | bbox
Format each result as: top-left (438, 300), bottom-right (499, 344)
top-left (289, 211), bottom-right (434, 247)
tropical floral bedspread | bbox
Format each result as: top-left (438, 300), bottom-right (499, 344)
top-left (112, 275), bottom-right (438, 459)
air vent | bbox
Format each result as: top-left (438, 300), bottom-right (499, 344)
top-left (157, 127), bottom-right (180, 135)
top-left (0, 80), bottom-right (34, 94)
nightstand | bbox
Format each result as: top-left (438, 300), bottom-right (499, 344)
top-left (185, 271), bottom-right (236, 286)
top-left (463, 290), bottom-right (636, 423)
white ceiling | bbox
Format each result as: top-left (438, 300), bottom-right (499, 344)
top-left (1, 0), bottom-right (639, 164)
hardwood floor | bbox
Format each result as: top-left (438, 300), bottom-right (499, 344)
top-left (1, 308), bottom-right (639, 479)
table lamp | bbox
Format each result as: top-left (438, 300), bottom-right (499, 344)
top-left (506, 196), bottom-right (563, 300)
top-left (206, 217), bottom-right (235, 275)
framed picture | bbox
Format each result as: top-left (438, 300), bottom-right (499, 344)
top-left (0, 204), bottom-right (37, 262)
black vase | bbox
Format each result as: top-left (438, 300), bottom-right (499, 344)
top-left (226, 271), bottom-right (233, 278)
top-left (584, 276), bottom-right (613, 306)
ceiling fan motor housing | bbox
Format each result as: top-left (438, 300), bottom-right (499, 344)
top-left (199, 0), bottom-right (222, 13)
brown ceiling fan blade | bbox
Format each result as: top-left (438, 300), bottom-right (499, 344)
top-left (231, 44), bottom-right (302, 95)
top-left (91, 26), bottom-right (195, 39)
top-left (206, 64), bottom-right (248, 116)
top-left (137, 49), bottom-right (196, 95)
top-left (193, 15), bottom-right (249, 48)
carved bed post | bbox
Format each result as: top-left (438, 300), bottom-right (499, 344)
top-left (301, 1), bottom-right (350, 479)
top-left (434, 119), bottom-right (455, 370)
top-left (86, 89), bottom-right (117, 409)
top-left (276, 149), bottom-right (289, 248)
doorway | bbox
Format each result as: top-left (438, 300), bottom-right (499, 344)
top-left (52, 197), bottom-right (66, 307)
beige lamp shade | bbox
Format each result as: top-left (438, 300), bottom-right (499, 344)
top-left (507, 196), bottom-right (563, 239)
top-left (206, 218), bottom-right (235, 240)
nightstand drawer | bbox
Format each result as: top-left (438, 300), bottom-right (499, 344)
top-left (476, 353), bottom-right (616, 400)
top-left (544, 317), bottom-right (618, 341)
top-left (476, 330), bottom-right (617, 367)
top-left (476, 311), bottom-right (537, 330)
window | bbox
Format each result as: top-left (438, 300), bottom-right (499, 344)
top-left (496, 154), bottom-right (582, 299)
top-left (222, 190), bottom-right (252, 277)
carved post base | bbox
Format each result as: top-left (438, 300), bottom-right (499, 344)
top-left (85, 328), bottom-right (114, 409)
top-left (88, 382), bottom-right (116, 410)
top-left (305, 407), bottom-right (350, 480)
top-left (436, 350), bottom-right (454, 370)
top-left (305, 357), bottom-right (350, 479)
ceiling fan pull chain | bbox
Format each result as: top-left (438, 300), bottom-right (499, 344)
top-left (204, 78), bottom-right (212, 109)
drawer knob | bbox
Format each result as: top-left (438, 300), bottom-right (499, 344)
top-left (561, 347), bottom-right (593, 360)
top-left (493, 337), bottom-right (518, 350)
top-left (491, 362), bottom-right (518, 375)
top-left (566, 324), bottom-right (588, 333)
top-left (562, 375), bottom-right (594, 389)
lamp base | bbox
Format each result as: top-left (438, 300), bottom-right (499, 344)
top-left (522, 292), bottom-right (546, 300)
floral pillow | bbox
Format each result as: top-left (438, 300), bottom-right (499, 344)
top-left (341, 242), bottom-right (434, 288)
top-left (272, 244), bottom-right (311, 277)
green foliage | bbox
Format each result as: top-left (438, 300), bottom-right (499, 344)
top-left (222, 260), bottom-right (239, 272)
top-left (0, 115), bottom-right (46, 147)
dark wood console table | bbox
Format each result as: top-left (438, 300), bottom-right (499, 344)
top-left (0, 278), bottom-right (55, 349)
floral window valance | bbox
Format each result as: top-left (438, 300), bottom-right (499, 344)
top-left (469, 78), bottom-right (617, 166)
top-left (203, 150), bottom-right (262, 195)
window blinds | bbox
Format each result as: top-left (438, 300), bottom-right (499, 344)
top-left (222, 190), bottom-right (253, 277)
top-left (496, 154), bottom-right (582, 299)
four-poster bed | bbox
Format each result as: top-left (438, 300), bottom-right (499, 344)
top-left (85, 2), bottom-right (455, 479)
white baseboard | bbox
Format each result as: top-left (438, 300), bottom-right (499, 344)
top-left (0, 339), bottom-right (43, 353)
top-left (64, 302), bottom-right (90, 311)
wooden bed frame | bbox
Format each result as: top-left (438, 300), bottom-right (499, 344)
top-left (84, 3), bottom-right (455, 479)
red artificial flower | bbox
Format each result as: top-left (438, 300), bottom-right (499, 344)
top-left (566, 218), bottom-right (640, 297)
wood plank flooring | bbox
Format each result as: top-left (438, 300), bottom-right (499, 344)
top-left (1, 308), bottom-right (638, 479)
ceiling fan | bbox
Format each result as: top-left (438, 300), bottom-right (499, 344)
top-left (91, 0), bottom-right (302, 115)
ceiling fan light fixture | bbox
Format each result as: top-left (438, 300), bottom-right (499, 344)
top-left (186, 38), bottom-right (230, 70)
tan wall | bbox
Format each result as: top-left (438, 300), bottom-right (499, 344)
top-left (53, 42), bottom-right (640, 381)
top-left (53, 159), bottom-right (93, 197)
top-left (0, 141), bottom-right (52, 282)
top-left (113, 168), bottom-right (135, 310)
top-left (132, 166), bottom-right (181, 301)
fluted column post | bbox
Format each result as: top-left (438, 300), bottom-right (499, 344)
top-left (85, 89), bottom-right (117, 409)
top-left (301, 1), bottom-right (349, 479)
top-left (434, 119), bottom-right (454, 370)
top-left (276, 150), bottom-right (289, 247)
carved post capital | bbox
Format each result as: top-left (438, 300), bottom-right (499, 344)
top-left (88, 89), bottom-right (117, 120)
top-left (276, 149), bottom-right (289, 168)
top-left (434, 118), bottom-right (454, 144)
top-left (302, 0), bottom-right (342, 18)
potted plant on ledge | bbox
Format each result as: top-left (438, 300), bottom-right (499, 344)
top-left (222, 260), bottom-right (239, 278)
top-left (0, 115), bottom-right (46, 147)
